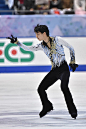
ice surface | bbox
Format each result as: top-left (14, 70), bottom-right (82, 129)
top-left (0, 72), bottom-right (86, 129)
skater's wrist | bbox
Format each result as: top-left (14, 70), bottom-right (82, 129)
top-left (70, 60), bottom-right (75, 65)
top-left (14, 40), bottom-right (18, 44)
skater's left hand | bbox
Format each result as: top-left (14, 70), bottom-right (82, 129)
top-left (69, 61), bottom-right (78, 72)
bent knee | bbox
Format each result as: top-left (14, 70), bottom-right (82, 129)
top-left (37, 85), bottom-right (44, 93)
top-left (37, 83), bottom-right (47, 93)
top-left (37, 86), bottom-right (40, 93)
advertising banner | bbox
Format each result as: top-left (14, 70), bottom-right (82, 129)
top-left (0, 37), bottom-right (86, 72)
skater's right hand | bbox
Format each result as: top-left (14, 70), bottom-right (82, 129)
top-left (6, 35), bottom-right (18, 44)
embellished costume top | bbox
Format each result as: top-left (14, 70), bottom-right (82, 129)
top-left (17, 36), bottom-right (75, 69)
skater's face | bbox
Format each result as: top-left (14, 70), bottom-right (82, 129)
top-left (35, 32), bottom-right (45, 41)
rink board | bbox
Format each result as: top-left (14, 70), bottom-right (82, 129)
top-left (0, 37), bottom-right (86, 73)
top-left (0, 65), bottom-right (85, 73)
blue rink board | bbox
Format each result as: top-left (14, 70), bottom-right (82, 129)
top-left (0, 65), bottom-right (85, 73)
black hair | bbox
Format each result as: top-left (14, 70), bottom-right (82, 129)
top-left (34, 24), bottom-right (49, 36)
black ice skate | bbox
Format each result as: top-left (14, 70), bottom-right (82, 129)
top-left (71, 112), bottom-right (77, 119)
top-left (39, 103), bottom-right (53, 118)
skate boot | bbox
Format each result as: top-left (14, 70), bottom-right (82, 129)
top-left (39, 102), bottom-right (53, 118)
top-left (69, 106), bottom-right (77, 119)
top-left (70, 112), bottom-right (77, 119)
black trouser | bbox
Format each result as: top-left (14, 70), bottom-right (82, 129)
top-left (37, 61), bottom-right (77, 114)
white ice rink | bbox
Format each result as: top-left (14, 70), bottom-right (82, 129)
top-left (0, 72), bottom-right (86, 129)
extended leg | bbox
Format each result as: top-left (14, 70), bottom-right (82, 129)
top-left (60, 71), bottom-right (77, 119)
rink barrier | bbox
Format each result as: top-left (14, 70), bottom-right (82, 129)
top-left (0, 65), bottom-right (85, 73)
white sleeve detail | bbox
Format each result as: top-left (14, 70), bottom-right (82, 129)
top-left (17, 41), bottom-right (43, 51)
top-left (57, 36), bottom-right (75, 61)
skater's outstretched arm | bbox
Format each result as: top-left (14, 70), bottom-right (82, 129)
top-left (7, 35), bottom-right (43, 52)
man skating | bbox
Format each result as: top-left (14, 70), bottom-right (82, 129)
top-left (7, 24), bottom-right (78, 119)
